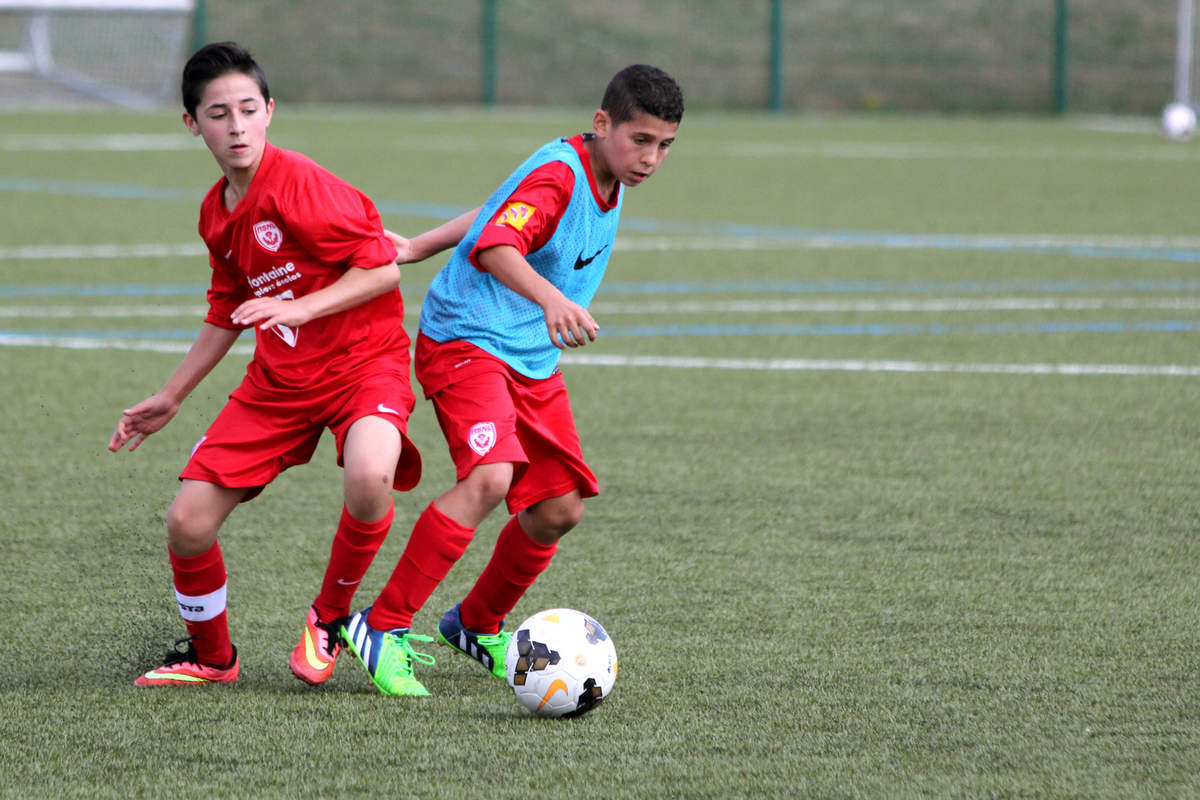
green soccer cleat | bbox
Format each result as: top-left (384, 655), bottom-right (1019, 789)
top-left (436, 603), bottom-right (511, 680)
top-left (340, 607), bottom-right (435, 697)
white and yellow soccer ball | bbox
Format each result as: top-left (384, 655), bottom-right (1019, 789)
top-left (505, 608), bottom-right (618, 718)
top-left (1162, 102), bottom-right (1197, 141)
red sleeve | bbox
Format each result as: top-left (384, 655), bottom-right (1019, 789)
top-left (469, 161), bottom-right (575, 269)
top-left (280, 175), bottom-right (397, 270)
top-left (203, 252), bottom-right (250, 329)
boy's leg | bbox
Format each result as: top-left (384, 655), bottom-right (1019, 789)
top-left (366, 462), bottom-right (512, 632)
top-left (438, 492), bottom-right (582, 679)
top-left (337, 468), bottom-right (510, 697)
top-left (137, 479), bottom-right (245, 685)
top-left (293, 416), bottom-right (401, 685)
top-left (458, 491), bottom-right (582, 635)
top-left (437, 369), bottom-right (596, 677)
top-left (315, 416), bottom-right (402, 619)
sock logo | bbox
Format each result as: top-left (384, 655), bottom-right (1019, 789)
top-left (175, 584), bottom-right (227, 622)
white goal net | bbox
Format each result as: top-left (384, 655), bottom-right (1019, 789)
top-left (0, 0), bottom-right (194, 109)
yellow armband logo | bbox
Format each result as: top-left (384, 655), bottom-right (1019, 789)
top-left (494, 202), bottom-right (535, 231)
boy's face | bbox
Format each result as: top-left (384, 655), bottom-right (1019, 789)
top-left (183, 71), bottom-right (273, 175)
top-left (592, 110), bottom-right (678, 187)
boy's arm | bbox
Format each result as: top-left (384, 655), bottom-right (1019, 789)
top-left (108, 322), bottom-right (242, 452)
top-left (476, 245), bottom-right (599, 349)
top-left (229, 262), bottom-right (401, 331)
top-left (386, 206), bottom-right (481, 264)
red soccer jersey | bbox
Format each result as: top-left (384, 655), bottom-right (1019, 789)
top-left (199, 142), bottom-right (403, 389)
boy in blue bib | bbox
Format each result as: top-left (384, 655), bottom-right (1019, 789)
top-left (343, 65), bottom-right (684, 697)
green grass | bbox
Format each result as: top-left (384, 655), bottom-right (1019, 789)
top-left (2, 108), bottom-right (1200, 798)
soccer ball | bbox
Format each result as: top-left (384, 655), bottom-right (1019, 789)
top-left (1162, 102), bottom-right (1197, 141)
top-left (505, 608), bottom-right (618, 718)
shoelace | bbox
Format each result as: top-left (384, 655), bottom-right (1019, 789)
top-left (384, 631), bottom-right (436, 678)
top-left (475, 631), bottom-right (509, 647)
top-left (160, 637), bottom-right (200, 666)
top-left (314, 616), bottom-right (348, 658)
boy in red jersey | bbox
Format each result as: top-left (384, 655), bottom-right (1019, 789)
top-left (108, 42), bottom-right (421, 686)
top-left (340, 65), bottom-right (683, 697)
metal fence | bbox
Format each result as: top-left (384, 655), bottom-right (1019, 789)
top-left (192, 0), bottom-right (1181, 114)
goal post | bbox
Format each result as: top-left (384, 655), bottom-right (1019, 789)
top-left (0, 0), bottom-right (194, 109)
top-left (1171, 0), bottom-right (1195, 107)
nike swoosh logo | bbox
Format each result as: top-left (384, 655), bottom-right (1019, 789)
top-left (336, 578), bottom-right (361, 586)
top-left (376, 403), bottom-right (400, 416)
top-left (573, 245), bottom-right (608, 270)
top-left (537, 678), bottom-right (570, 711)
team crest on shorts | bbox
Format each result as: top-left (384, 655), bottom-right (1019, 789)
top-left (253, 220), bottom-right (283, 252)
top-left (468, 422), bottom-right (497, 456)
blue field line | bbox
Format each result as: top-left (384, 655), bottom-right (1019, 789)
top-left (601, 320), bottom-right (1200, 337)
top-left (597, 278), bottom-right (1200, 295)
top-left (5, 319), bottom-right (1197, 343)
top-left (7, 277), bottom-right (1200, 299)
top-left (619, 217), bottom-right (1200, 263)
top-left (0, 176), bottom-right (200, 202)
top-left (9, 173), bottom-right (1200, 264)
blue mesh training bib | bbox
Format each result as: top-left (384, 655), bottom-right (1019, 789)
top-left (419, 138), bottom-right (623, 379)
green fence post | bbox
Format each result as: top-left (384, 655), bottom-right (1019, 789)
top-left (768, 0), bottom-right (783, 111)
top-left (1052, 0), bottom-right (1068, 113)
top-left (482, 0), bottom-right (497, 106)
top-left (190, 0), bottom-right (207, 52)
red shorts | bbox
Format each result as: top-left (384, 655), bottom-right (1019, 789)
top-left (415, 333), bottom-right (598, 515)
top-left (180, 365), bottom-right (422, 501)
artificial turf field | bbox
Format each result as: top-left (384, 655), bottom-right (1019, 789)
top-left (1, 107), bottom-right (1199, 798)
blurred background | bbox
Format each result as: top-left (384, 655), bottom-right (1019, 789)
top-left (0, 0), bottom-right (1188, 116)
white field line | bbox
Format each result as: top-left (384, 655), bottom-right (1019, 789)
top-left (0, 333), bottom-right (253, 355)
top-left (0, 305), bottom-right (207, 317)
top-left (709, 140), bottom-right (1198, 162)
top-left (616, 233), bottom-right (1200, 251)
top-left (0, 134), bottom-right (198, 152)
top-left (6, 297), bottom-right (1200, 319)
top-left (560, 353), bottom-right (1200, 377)
top-left (1, 332), bottom-right (1194, 376)
top-left (2, 132), bottom-right (1175, 162)
top-left (0, 130), bottom-right (1185, 161)
top-left (0, 243), bottom-right (208, 259)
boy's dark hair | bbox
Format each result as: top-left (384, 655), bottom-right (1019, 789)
top-left (181, 41), bottom-right (270, 117)
top-left (601, 64), bottom-right (684, 125)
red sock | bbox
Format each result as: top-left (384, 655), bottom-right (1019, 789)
top-left (368, 503), bottom-right (474, 631)
top-left (169, 542), bottom-right (234, 667)
top-left (312, 503), bottom-right (394, 621)
top-left (460, 515), bottom-right (557, 634)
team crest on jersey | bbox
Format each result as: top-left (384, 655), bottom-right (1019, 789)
top-left (253, 220), bottom-right (283, 252)
top-left (468, 422), bottom-right (497, 456)
top-left (494, 202), bottom-right (535, 231)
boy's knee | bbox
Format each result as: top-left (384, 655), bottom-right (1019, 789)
top-left (465, 463), bottom-right (514, 510)
top-left (166, 503), bottom-right (218, 556)
top-left (343, 464), bottom-right (395, 520)
top-left (523, 494), bottom-right (584, 543)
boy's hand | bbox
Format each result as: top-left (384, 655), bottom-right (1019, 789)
top-left (109, 394), bottom-right (180, 452)
top-left (542, 294), bottom-right (599, 348)
top-left (384, 229), bottom-right (416, 264)
top-left (231, 295), bottom-right (312, 330)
